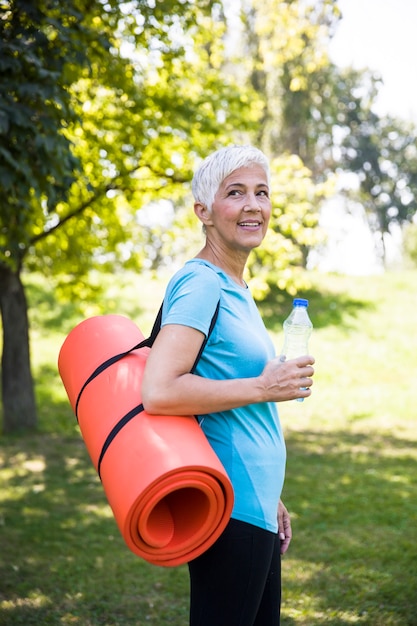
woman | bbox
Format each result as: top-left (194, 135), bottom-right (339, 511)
top-left (142, 145), bottom-right (315, 625)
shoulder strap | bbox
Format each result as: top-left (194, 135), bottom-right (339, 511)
top-left (143, 298), bottom-right (220, 372)
top-left (74, 299), bottom-right (220, 420)
top-left (191, 299), bottom-right (220, 373)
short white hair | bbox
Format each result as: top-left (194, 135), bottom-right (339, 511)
top-left (192, 145), bottom-right (270, 211)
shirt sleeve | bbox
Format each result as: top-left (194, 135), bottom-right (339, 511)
top-left (162, 263), bottom-right (221, 337)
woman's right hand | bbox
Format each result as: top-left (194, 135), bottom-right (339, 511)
top-left (259, 355), bottom-right (315, 402)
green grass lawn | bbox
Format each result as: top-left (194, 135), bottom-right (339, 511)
top-left (1, 269), bottom-right (416, 625)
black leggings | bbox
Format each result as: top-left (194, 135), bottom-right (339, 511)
top-left (188, 518), bottom-right (281, 626)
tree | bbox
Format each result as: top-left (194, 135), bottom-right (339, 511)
top-left (340, 107), bottom-right (417, 262)
top-left (217, 0), bottom-right (336, 283)
top-left (0, 0), bottom-right (88, 431)
top-left (308, 62), bottom-right (417, 263)
top-left (1, 0), bottom-right (361, 434)
top-left (247, 154), bottom-right (332, 298)
top-left (145, 0), bottom-right (338, 288)
top-left (236, 0), bottom-right (417, 263)
top-left (0, 0), bottom-right (257, 432)
top-left (237, 0), bottom-right (341, 172)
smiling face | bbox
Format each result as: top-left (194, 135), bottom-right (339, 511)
top-left (195, 164), bottom-right (271, 255)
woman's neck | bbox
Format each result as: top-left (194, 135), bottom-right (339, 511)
top-left (195, 242), bottom-right (248, 288)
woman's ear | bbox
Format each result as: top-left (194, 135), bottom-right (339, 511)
top-left (194, 202), bottom-right (213, 226)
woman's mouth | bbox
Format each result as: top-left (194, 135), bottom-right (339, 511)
top-left (238, 220), bottom-right (261, 229)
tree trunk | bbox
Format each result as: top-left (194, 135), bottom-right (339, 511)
top-left (0, 265), bottom-right (38, 433)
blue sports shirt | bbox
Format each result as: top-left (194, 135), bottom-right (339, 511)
top-left (162, 259), bottom-right (286, 533)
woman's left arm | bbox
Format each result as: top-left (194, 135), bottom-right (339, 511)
top-left (278, 500), bottom-right (292, 554)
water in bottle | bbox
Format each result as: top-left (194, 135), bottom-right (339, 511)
top-left (280, 298), bottom-right (313, 401)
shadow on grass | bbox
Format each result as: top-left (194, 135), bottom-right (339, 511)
top-left (257, 284), bottom-right (374, 333)
top-left (281, 429), bottom-right (417, 625)
top-left (0, 434), bottom-right (190, 626)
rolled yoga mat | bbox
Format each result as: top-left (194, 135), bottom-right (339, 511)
top-left (58, 314), bottom-right (234, 567)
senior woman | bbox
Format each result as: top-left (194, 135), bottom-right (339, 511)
top-left (142, 145), bottom-right (315, 626)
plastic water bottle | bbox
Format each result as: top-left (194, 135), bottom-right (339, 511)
top-left (280, 298), bottom-right (313, 401)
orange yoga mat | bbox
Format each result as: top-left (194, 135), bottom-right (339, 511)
top-left (58, 314), bottom-right (233, 567)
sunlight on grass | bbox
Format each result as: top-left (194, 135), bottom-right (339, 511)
top-left (1, 592), bottom-right (52, 611)
top-left (75, 502), bottom-right (114, 519)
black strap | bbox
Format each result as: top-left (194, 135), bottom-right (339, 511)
top-left (75, 300), bottom-right (220, 478)
top-left (97, 403), bottom-right (145, 478)
top-left (190, 300), bottom-right (220, 373)
top-left (74, 304), bottom-right (164, 419)
top-left (74, 335), bottom-right (150, 419)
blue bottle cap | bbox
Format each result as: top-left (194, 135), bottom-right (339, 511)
top-left (293, 298), bottom-right (308, 307)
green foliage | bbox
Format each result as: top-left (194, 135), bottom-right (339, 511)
top-left (3, 0), bottom-right (416, 430)
top-left (2, 0), bottom-right (417, 286)
top-left (0, 0), bottom-right (87, 269)
top-left (247, 155), bottom-right (334, 298)
top-left (1, 0), bottom-right (258, 288)
top-left (1, 0), bottom-right (346, 291)
top-left (234, 1), bottom-right (417, 259)
top-left (1, 270), bottom-right (416, 624)
top-left (239, 0), bottom-right (341, 170)
top-left (1, 0), bottom-right (333, 433)
top-left (341, 108), bottom-right (417, 239)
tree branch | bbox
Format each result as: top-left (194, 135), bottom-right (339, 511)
top-left (29, 163), bottom-right (189, 247)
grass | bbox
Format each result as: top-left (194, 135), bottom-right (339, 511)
top-left (1, 269), bottom-right (416, 625)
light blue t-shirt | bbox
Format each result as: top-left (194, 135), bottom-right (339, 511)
top-left (162, 259), bottom-right (286, 533)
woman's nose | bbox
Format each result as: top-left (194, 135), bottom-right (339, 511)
top-left (243, 194), bottom-right (261, 210)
